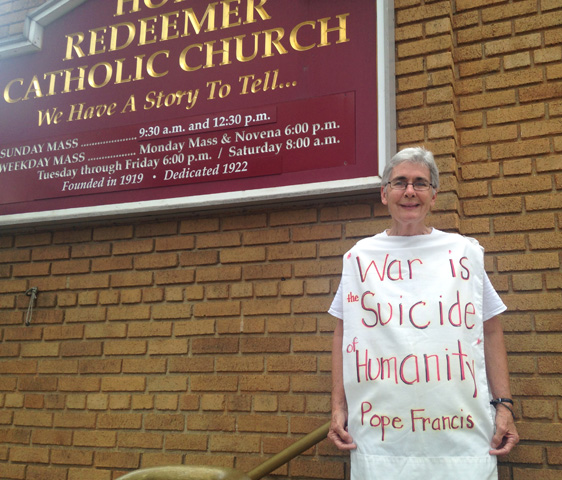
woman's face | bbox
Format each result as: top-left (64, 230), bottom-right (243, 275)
top-left (381, 162), bottom-right (437, 231)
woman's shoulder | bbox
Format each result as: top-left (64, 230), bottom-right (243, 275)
top-left (432, 229), bottom-right (483, 251)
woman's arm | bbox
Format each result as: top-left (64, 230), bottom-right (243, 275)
top-left (483, 316), bottom-right (519, 455)
top-left (328, 319), bottom-right (357, 450)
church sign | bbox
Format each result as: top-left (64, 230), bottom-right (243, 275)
top-left (0, 0), bottom-right (394, 226)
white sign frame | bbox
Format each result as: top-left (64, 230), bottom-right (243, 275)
top-left (0, 0), bottom-right (395, 228)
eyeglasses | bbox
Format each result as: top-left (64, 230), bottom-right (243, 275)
top-left (386, 179), bottom-right (433, 191)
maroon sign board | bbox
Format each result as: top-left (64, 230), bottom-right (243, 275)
top-left (0, 0), bottom-right (395, 227)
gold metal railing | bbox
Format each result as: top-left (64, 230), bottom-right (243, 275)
top-left (118, 421), bottom-right (331, 480)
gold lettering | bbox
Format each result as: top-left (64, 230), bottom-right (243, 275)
top-left (290, 21), bottom-right (316, 52)
top-left (318, 14), bottom-right (350, 47)
top-left (161, 11), bottom-right (180, 40)
top-left (234, 33), bottom-right (259, 62)
top-left (179, 44), bottom-right (203, 71)
top-left (2, 6), bottom-right (353, 106)
top-left (64, 32), bottom-right (86, 60)
top-left (245, 0), bottom-right (271, 24)
top-left (109, 22), bottom-right (136, 51)
top-left (63, 66), bottom-right (87, 94)
top-left (204, 38), bottom-right (232, 68)
top-left (23, 76), bottom-right (43, 100)
top-left (122, 94), bottom-right (137, 113)
top-left (134, 54), bottom-right (146, 80)
top-left (139, 15), bottom-right (158, 45)
top-left (182, 3), bottom-right (218, 35)
top-left (146, 50), bottom-right (170, 77)
top-left (115, 0), bottom-right (140, 16)
top-left (222, 0), bottom-right (241, 29)
top-left (43, 70), bottom-right (65, 96)
top-left (88, 62), bottom-right (113, 88)
top-left (262, 28), bottom-right (287, 57)
top-left (114, 58), bottom-right (132, 84)
top-left (4, 78), bottom-right (24, 103)
top-left (88, 27), bottom-right (107, 56)
top-left (146, 0), bottom-right (167, 8)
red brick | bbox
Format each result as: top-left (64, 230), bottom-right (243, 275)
top-left (270, 209), bottom-right (317, 226)
top-left (494, 213), bottom-right (555, 232)
top-left (101, 377), bottom-right (145, 392)
top-left (243, 228), bottom-right (290, 245)
top-left (458, 24), bottom-right (511, 46)
top-left (110, 272), bottom-right (153, 287)
top-left (196, 232), bottom-right (241, 249)
top-left (242, 299), bottom-right (290, 316)
top-left (135, 222), bottom-right (178, 237)
top-left (155, 235), bottom-right (195, 251)
top-left (268, 244), bottom-right (316, 261)
top-left (97, 414), bottom-right (142, 430)
top-left (15, 233), bottom-right (51, 248)
top-left (216, 357), bottom-right (264, 372)
top-left (71, 243), bottom-right (111, 259)
top-left (209, 434), bottom-right (260, 453)
top-left (243, 264), bottom-right (292, 280)
top-left (53, 412), bottom-right (96, 429)
top-left (192, 338), bottom-right (239, 354)
top-left (31, 246), bottom-right (70, 261)
top-left (395, 3), bottom-right (451, 24)
top-left (9, 446), bottom-right (49, 464)
top-left (73, 431), bottom-right (116, 448)
top-left (237, 414), bottom-right (288, 433)
top-left (94, 451), bottom-right (139, 469)
top-left (220, 247), bottom-right (266, 264)
top-left (134, 252), bottom-right (178, 270)
top-left (239, 375), bottom-right (289, 392)
top-left (51, 449), bottom-right (92, 466)
top-left (164, 433), bottom-right (208, 451)
top-left (459, 90), bottom-right (516, 112)
top-left (193, 301), bottom-right (240, 317)
top-left (144, 414), bottom-right (184, 431)
top-left (148, 339), bottom-right (189, 355)
top-left (291, 459), bottom-right (344, 479)
top-left (51, 259), bottom-right (90, 275)
top-left (186, 414), bottom-right (235, 431)
top-left (120, 432), bottom-right (163, 449)
top-left (240, 338), bottom-right (290, 354)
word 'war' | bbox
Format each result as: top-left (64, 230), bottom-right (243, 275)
top-left (354, 253), bottom-right (471, 283)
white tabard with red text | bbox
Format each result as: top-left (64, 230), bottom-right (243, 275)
top-left (340, 230), bottom-right (497, 479)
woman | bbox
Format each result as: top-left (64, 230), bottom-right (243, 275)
top-left (328, 147), bottom-right (518, 479)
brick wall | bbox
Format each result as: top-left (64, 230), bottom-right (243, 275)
top-left (1, 207), bottom-right (374, 480)
top-left (395, 1), bottom-right (562, 479)
top-left (0, 1), bottom-right (561, 479)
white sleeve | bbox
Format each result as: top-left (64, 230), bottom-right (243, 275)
top-left (482, 273), bottom-right (506, 321)
top-left (328, 281), bottom-right (343, 319)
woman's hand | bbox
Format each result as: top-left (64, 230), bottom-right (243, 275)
top-left (489, 405), bottom-right (519, 456)
top-left (328, 409), bottom-right (357, 451)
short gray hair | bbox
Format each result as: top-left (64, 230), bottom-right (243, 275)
top-left (381, 146), bottom-right (440, 190)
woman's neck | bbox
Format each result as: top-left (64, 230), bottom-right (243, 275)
top-left (386, 225), bottom-right (432, 236)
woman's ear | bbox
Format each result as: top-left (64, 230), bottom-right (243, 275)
top-left (381, 185), bottom-right (388, 205)
top-left (430, 188), bottom-right (438, 206)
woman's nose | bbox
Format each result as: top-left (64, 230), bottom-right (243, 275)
top-left (404, 184), bottom-right (417, 195)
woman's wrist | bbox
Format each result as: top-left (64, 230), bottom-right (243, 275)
top-left (490, 398), bottom-right (516, 420)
